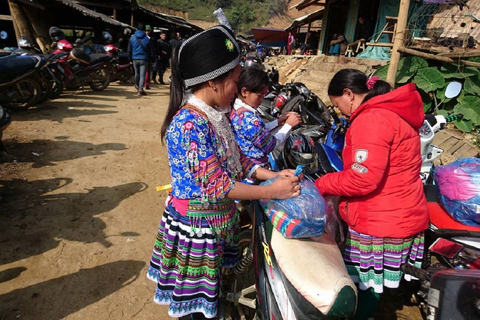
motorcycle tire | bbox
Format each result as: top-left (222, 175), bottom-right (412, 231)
top-left (34, 76), bottom-right (53, 105)
top-left (221, 228), bottom-right (257, 320)
top-left (281, 95), bottom-right (304, 116)
top-left (49, 78), bottom-right (64, 100)
top-left (89, 66), bottom-right (111, 91)
top-left (118, 67), bottom-right (133, 83)
top-left (4, 78), bottom-right (42, 110)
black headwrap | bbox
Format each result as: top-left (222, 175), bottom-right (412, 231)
top-left (178, 25), bottom-right (240, 88)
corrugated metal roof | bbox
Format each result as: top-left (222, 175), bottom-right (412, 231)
top-left (285, 8), bottom-right (324, 31)
top-left (136, 5), bottom-right (203, 31)
top-left (54, 0), bottom-right (133, 29)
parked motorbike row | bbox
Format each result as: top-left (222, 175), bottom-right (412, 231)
top-left (220, 69), bottom-right (480, 320)
top-left (0, 37), bottom-right (133, 111)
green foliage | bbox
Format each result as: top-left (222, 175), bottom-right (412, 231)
top-left (373, 57), bottom-right (480, 132)
top-left (138, 0), bottom-right (287, 33)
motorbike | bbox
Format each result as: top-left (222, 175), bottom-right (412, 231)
top-left (219, 91), bottom-right (357, 320)
top-left (0, 54), bottom-right (45, 110)
top-left (401, 81), bottom-right (480, 319)
top-left (104, 44), bottom-right (134, 83)
top-left (52, 47), bottom-right (112, 91)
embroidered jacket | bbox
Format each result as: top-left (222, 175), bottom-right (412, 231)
top-left (315, 83), bottom-right (429, 238)
top-left (230, 98), bottom-right (292, 165)
top-left (166, 106), bottom-right (256, 204)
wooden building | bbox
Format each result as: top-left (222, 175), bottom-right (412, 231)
top-left (4, 0), bottom-right (203, 52)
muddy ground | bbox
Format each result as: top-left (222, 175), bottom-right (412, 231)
top-left (0, 76), bottom-right (424, 320)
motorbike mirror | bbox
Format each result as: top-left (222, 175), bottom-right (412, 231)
top-left (445, 81), bottom-right (462, 99)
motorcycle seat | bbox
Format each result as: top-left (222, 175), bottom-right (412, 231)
top-left (425, 185), bottom-right (480, 232)
top-left (89, 54), bottom-right (112, 65)
top-left (0, 55), bottom-right (42, 82)
top-left (271, 229), bottom-right (357, 317)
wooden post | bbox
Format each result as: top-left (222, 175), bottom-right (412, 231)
top-left (8, 0), bottom-right (34, 43)
top-left (386, 0), bottom-right (411, 87)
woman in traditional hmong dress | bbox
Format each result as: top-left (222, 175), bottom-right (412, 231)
top-left (230, 67), bottom-right (301, 166)
top-left (147, 25), bottom-right (300, 320)
top-left (315, 69), bottom-right (429, 320)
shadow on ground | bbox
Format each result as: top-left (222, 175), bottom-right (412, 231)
top-left (0, 179), bottom-right (147, 265)
top-left (0, 260), bottom-right (145, 320)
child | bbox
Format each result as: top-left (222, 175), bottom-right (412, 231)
top-left (147, 25), bottom-right (300, 320)
top-left (230, 66), bottom-right (301, 166)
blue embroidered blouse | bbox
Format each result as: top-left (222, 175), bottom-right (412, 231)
top-left (166, 106), bottom-right (256, 203)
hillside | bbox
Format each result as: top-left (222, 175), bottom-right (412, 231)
top-left (139, 0), bottom-right (321, 33)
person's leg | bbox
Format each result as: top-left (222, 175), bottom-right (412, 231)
top-left (144, 62), bottom-right (151, 89)
top-left (133, 60), bottom-right (140, 90)
top-left (152, 59), bottom-right (158, 83)
top-left (138, 60), bottom-right (147, 93)
top-left (159, 61), bottom-right (167, 84)
top-left (352, 287), bottom-right (382, 320)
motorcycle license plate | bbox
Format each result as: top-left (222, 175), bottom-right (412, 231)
top-left (429, 237), bottom-right (463, 259)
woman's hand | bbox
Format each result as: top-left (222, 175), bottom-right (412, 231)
top-left (269, 175), bottom-right (300, 199)
top-left (277, 169), bottom-right (295, 177)
top-left (278, 112), bottom-right (301, 126)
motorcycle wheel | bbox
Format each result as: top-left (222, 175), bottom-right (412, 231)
top-left (4, 78), bottom-right (42, 110)
top-left (34, 76), bottom-right (53, 105)
top-left (89, 66), bottom-right (111, 91)
top-left (49, 78), bottom-right (64, 100)
top-left (281, 95), bottom-right (304, 116)
top-left (118, 67), bottom-right (133, 83)
top-left (221, 228), bottom-right (257, 320)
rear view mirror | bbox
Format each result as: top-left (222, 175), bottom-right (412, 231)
top-left (445, 81), bottom-right (462, 99)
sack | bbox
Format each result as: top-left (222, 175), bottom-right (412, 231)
top-left (434, 157), bottom-right (480, 227)
top-left (259, 178), bottom-right (326, 238)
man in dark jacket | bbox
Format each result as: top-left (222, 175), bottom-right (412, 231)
top-left (157, 31), bottom-right (170, 85)
top-left (128, 23), bottom-right (151, 96)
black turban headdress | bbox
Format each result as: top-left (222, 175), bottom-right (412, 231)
top-left (178, 25), bottom-right (240, 88)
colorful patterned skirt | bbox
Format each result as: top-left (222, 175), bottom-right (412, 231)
top-left (343, 227), bottom-right (425, 294)
top-left (147, 200), bottom-right (239, 319)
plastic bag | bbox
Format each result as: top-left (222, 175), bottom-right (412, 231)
top-left (434, 157), bottom-right (480, 227)
top-left (259, 178), bottom-right (326, 238)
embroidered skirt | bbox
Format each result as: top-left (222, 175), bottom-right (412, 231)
top-left (343, 227), bottom-right (425, 294)
top-left (147, 200), bottom-right (239, 319)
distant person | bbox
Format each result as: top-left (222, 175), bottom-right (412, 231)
top-left (144, 25), bottom-right (156, 89)
top-left (287, 32), bottom-right (294, 55)
top-left (156, 31), bottom-right (170, 84)
top-left (328, 33), bottom-right (348, 63)
top-left (128, 22), bottom-right (151, 96)
top-left (168, 31), bottom-right (182, 57)
top-left (358, 15), bottom-right (374, 41)
top-left (300, 32), bottom-right (312, 54)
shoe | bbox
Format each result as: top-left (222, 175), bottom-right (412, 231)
top-left (159, 79), bottom-right (165, 85)
top-left (138, 90), bottom-right (147, 96)
top-left (145, 85), bottom-right (150, 90)
top-left (134, 84), bottom-right (138, 90)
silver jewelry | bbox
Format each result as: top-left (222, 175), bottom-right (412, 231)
top-left (186, 94), bottom-right (242, 177)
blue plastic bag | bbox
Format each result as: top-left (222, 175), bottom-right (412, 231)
top-left (259, 178), bottom-right (327, 238)
top-left (434, 157), bottom-right (480, 227)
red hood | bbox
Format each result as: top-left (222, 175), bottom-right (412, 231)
top-left (350, 83), bottom-right (425, 130)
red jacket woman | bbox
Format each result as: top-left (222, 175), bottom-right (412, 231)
top-left (316, 82), bottom-right (428, 238)
top-left (315, 69), bottom-right (428, 320)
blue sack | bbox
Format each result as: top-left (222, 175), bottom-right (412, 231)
top-left (259, 178), bottom-right (327, 238)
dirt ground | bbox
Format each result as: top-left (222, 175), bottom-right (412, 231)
top-left (0, 75), bottom-right (424, 320)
